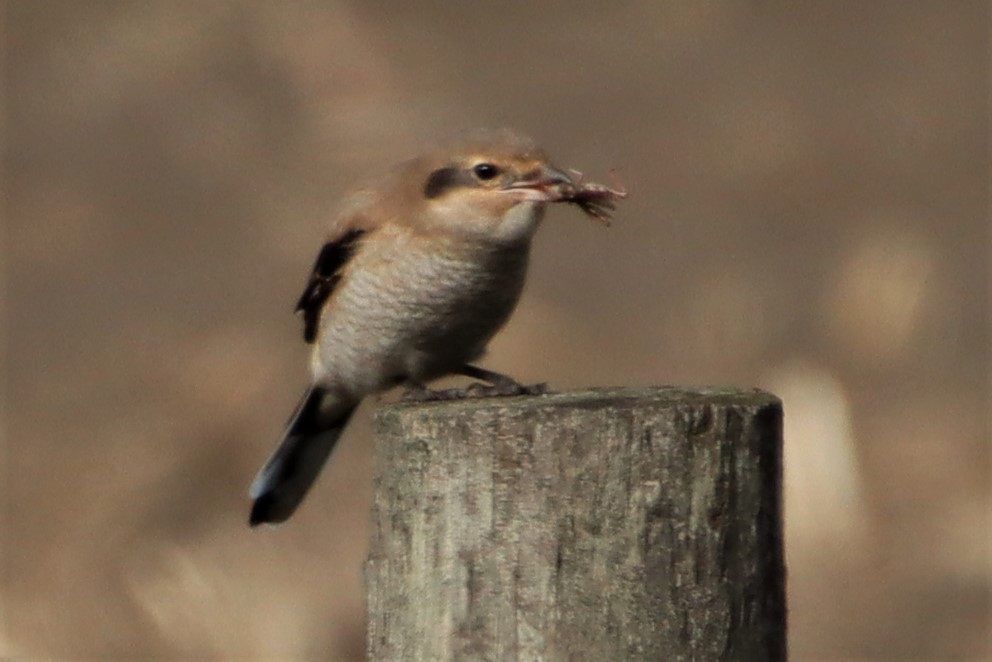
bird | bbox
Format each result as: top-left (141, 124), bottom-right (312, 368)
top-left (249, 128), bottom-right (619, 526)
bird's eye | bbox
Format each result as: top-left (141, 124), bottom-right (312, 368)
top-left (472, 163), bottom-right (500, 181)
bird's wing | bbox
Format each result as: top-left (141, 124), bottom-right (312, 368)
top-left (295, 227), bottom-right (366, 344)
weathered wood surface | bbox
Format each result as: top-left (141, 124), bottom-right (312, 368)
top-left (366, 387), bottom-right (785, 661)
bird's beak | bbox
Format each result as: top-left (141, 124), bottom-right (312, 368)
top-left (504, 165), bottom-right (576, 202)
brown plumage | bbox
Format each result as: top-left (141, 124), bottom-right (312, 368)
top-left (249, 129), bottom-right (625, 525)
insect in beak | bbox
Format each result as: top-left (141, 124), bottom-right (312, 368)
top-left (506, 166), bottom-right (627, 225)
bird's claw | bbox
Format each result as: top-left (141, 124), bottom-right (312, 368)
top-left (401, 381), bottom-right (548, 402)
top-left (464, 380), bottom-right (548, 398)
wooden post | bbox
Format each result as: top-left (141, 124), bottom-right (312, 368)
top-left (366, 387), bottom-right (785, 661)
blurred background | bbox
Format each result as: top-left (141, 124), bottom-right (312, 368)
top-left (5, 1), bottom-right (988, 659)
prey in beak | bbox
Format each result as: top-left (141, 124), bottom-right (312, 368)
top-left (506, 166), bottom-right (627, 226)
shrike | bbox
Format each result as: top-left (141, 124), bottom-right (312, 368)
top-left (249, 128), bottom-right (624, 526)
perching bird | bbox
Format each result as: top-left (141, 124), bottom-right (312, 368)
top-left (249, 128), bottom-right (623, 526)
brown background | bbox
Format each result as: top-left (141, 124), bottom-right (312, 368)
top-left (5, 1), bottom-right (989, 659)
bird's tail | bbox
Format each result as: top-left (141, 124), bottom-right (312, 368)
top-left (249, 386), bottom-right (357, 526)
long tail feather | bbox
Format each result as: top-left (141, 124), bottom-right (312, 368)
top-left (249, 387), bottom-right (357, 526)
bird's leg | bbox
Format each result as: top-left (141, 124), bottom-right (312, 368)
top-left (456, 365), bottom-right (548, 398)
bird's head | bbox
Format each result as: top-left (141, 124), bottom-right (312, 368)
top-left (411, 128), bottom-right (576, 242)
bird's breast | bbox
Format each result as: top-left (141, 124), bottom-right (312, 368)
top-left (312, 229), bottom-right (531, 393)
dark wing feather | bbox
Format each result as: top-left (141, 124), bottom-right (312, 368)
top-left (295, 228), bottom-right (365, 343)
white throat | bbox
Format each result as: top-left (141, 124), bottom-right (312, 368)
top-left (494, 201), bottom-right (545, 243)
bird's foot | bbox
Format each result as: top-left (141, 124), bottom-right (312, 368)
top-left (401, 383), bottom-right (447, 402)
top-left (462, 380), bottom-right (548, 398)
top-left (455, 364), bottom-right (548, 398)
top-left (401, 378), bottom-right (548, 402)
